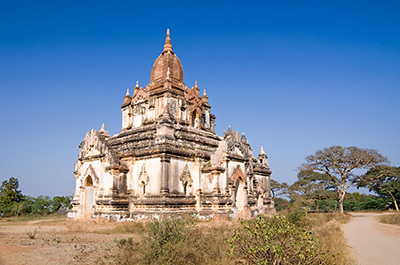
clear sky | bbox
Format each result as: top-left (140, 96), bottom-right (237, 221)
top-left (1, 0), bottom-right (399, 197)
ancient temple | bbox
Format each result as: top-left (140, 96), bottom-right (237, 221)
top-left (69, 30), bottom-right (274, 220)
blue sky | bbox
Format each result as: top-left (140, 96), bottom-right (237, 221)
top-left (1, 0), bottom-right (399, 196)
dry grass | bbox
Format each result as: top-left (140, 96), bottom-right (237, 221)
top-left (0, 213), bottom-right (355, 265)
top-left (96, 221), bottom-right (145, 234)
top-left (305, 213), bottom-right (354, 265)
top-left (379, 213), bottom-right (400, 226)
top-left (0, 214), bottom-right (65, 224)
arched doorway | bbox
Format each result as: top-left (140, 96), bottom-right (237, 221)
top-left (84, 176), bottom-right (95, 217)
top-left (231, 167), bottom-right (246, 213)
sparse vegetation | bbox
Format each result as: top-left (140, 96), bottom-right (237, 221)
top-left (26, 228), bottom-right (38, 239)
top-left (0, 212), bottom-right (353, 265)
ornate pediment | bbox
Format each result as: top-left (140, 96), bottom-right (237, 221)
top-left (138, 164), bottom-right (150, 186)
top-left (78, 129), bottom-right (119, 166)
top-left (83, 164), bottom-right (99, 186)
top-left (231, 166), bottom-right (245, 183)
top-left (179, 164), bottom-right (193, 185)
top-left (186, 86), bottom-right (203, 115)
top-left (132, 87), bottom-right (149, 102)
top-left (224, 128), bottom-right (251, 158)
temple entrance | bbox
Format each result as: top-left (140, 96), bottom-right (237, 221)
top-left (84, 176), bottom-right (94, 217)
top-left (234, 179), bottom-right (246, 213)
top-left (231, 166), bottom-right (246, 214)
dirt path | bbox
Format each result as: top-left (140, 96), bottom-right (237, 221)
top-left (342, 213), bottom-right (400, 265)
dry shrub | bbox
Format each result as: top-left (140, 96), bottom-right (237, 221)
top-left (26, 228), bottom-right (37, 239)
top-left (305, 213), bottom-right (353, 265)
top-left (304, 212), bottom-right (352, 228)
top-left (113, 217), bottom-right (234, 265)
top-left (379, 213), bottom-right (400, 226)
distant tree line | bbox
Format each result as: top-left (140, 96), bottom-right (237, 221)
top-left (272, 146), bottom-right (399, 213)
top-left (0, 177), bottom-right (71, 217)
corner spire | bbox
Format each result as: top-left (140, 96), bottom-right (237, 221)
top-left (260, 145), bottom-right (266, 155)
top-left (126, 88), bottom-right (130, 96)
top-left (100, 123), bottom-right (106, 132)
top-left (163, 29), bottom-right (173, 54)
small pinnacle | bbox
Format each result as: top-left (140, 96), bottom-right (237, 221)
top-left (100, 123), bottom-right (106, 132)
top-left (126, 88), bottom-right (130, 96)
top-left (260, 146), bottom-right (266, 155)
top-left (203, 89), bottom-right (207, 96)
top-left (135, 81), bottom-right (139, 88)
top-left (195, 81), bottom-right (198, 88)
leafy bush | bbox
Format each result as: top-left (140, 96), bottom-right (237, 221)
top-left (227, 215), bottom-right (331, 265)
top-left (285, 207), bottom-right (307, 226)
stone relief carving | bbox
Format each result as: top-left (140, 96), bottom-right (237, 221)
top-left (179, 164), bottom-right (193, 185)
top-left (180, 164), bottom-right (193, 194)
top-left (138, 164), bottom-right (150, 187)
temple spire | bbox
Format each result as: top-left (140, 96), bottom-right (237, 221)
top-left (260, 145), bottom-right (266, 155)
top-left (100, 123), bottom-right (106, 132)
top-left (126, 88), bottom-right (130, 96)
top-left (163, 29), bottom-right (173, 54)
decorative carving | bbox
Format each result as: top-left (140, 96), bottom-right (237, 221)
top-left (78, 129), bottom-right (119, 166)
top-left (224, 127), bottom-right (252, 158)
top-left (138, 164), bottom-right (150, 187)
top-left (231, 165), bottom-right (245, 183)
top-left (132, 87), bottom-right (149, 102)
top-left (179, 164), bottom-right (193, 186)
top-left (83, 165), bottom-right (99, 186)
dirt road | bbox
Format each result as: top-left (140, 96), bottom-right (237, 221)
top-left (342, 213), bottom-right (400, 265)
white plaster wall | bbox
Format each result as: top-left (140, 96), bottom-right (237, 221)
top-left (122, 108), bottom-right (129, 129)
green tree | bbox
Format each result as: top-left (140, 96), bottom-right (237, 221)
top-left (300, 146), bottom-right (387, 213)
top-left (358, 165), bottom-right (400, 211)
top-left (0, 177), bottom-right (24, 214)
top-left (290, 170), bottom-right (334, 212)
top-left (270, 179), bottom-right (289, 198)
top-left (51, 196), bottom-right (72, 213)
top-left (31, 196), bottom-right (52, 215)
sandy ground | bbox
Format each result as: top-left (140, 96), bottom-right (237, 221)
top-left (0, 216), bottom-right (136, 265)
top-left (342, 212), bottom-right (400, 265)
